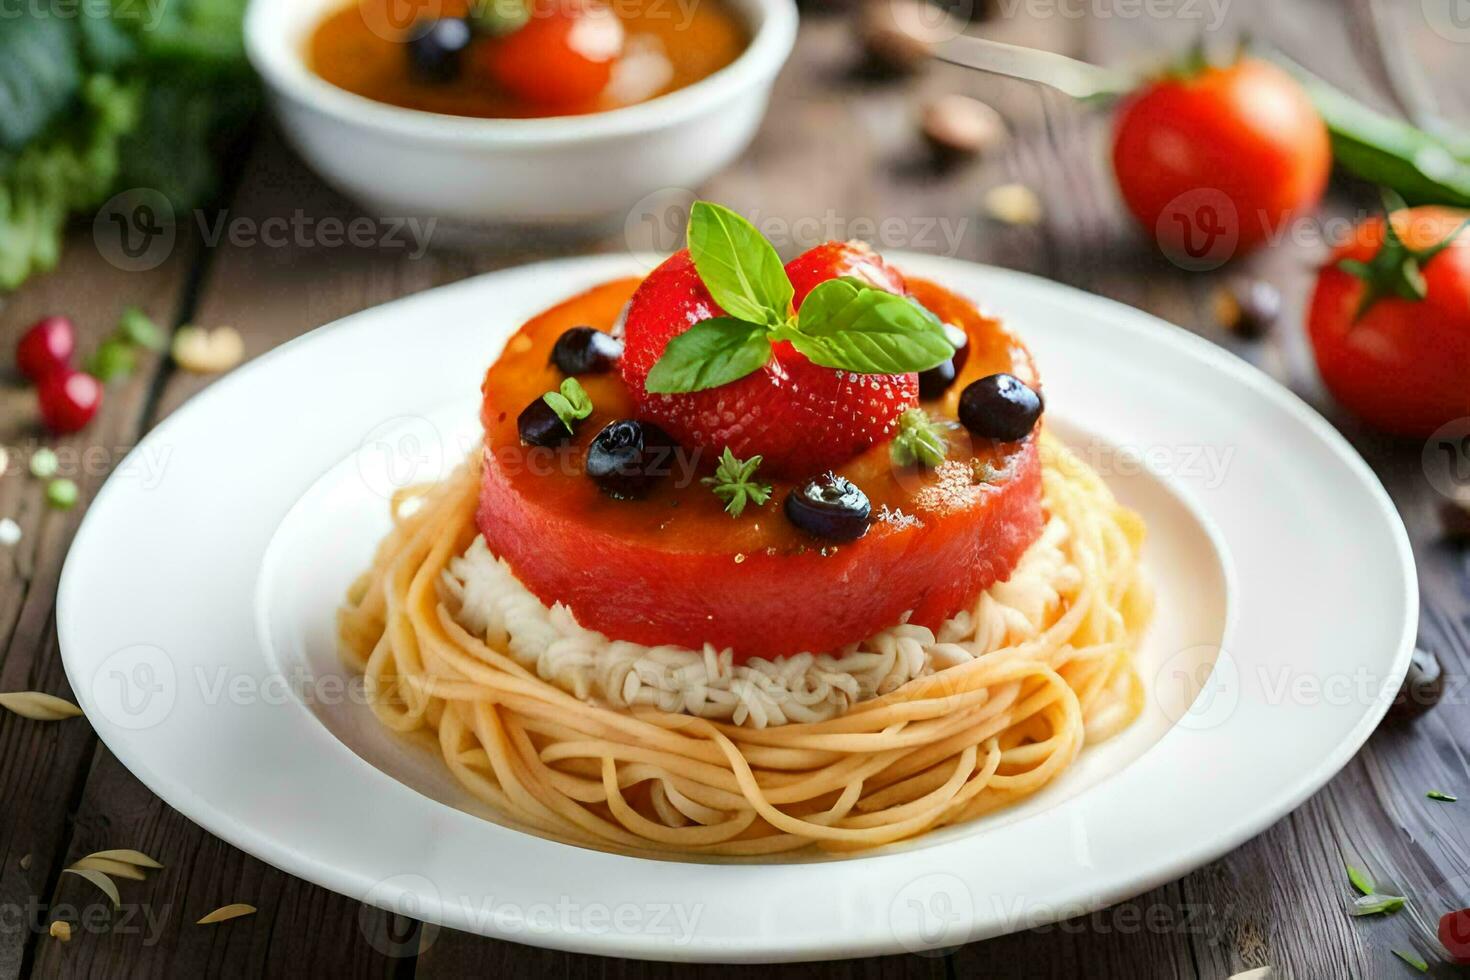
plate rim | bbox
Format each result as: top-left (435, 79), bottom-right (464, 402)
top-left (57, 252), bottom-right (1418, 962)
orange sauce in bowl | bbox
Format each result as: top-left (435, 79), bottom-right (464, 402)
top-left (308, 0), bottom-right (749, 119)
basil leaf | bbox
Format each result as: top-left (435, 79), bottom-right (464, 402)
top-left (645, 317), bottom-right (773, 394)
top-left (686, 201), bottom-right (792, 327)
top-left (789, 278), bottom-right (954, 374)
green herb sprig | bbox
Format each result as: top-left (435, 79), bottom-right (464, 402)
top-left (542, 378), bottom-right (593, 432)
top-left (645, 203), bottom-right (955, 394)
top-left (1391, 949), bottom-right (1428, 973)
top-left (1427, 790), bottom-right (1457, 803)
top-left (701, 448), bottom-right (772, 518)
top-left (891, 409), bottom-right (949, 469)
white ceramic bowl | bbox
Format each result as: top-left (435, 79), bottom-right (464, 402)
top-left (244, 0), bottom-right (797, 228)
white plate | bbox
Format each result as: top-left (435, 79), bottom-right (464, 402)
top-left (58, 254), bottom-right (1416, 962)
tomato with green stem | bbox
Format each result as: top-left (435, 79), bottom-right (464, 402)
top-left (1112, 56), bottom-right (1330, 261)
top-left (1307, 196), bottom-right (1470, 436)
top-left (479, 0), bottom-right (624, 107)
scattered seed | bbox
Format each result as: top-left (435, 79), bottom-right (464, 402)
top-left (172, 325), bottom-right (245, 374)
top-left (1392, 949), bottom-right (1428, 973)
top-left (70, 857), bottom-right (148, 881)
top-left (1211, 280), bottom-right (1280, 339)
top-left (0, 692), bottom-right (84, 721)
top-left (984, 183), bottom-right (1042, 226)
top-left (0, 519), bottom-right (20, 548)
top-left (29, 448), bottom-right (59, 479)
top-left (117, 307), bottom-right (166, 351)
top-left (63, 868), bottom-right (120, 909)
top-left (921, 94), bottom-right (1006, 159)
top-left (19, 854), bottom-right (32, 870)
top-left (49, 921), bottom-right (72, 942)
top-left (858, 0), bottom-right (957, 73)
top-left (197, 903), bottom-right (257, 925)
top-left (86, 339), bottom-right (137, 383)
top-left (83, 849), bottom-right (164, 870)
top-left (0, 446), bottom-right (9, 477)
top-left (46, 479), bottom-right (78, 510)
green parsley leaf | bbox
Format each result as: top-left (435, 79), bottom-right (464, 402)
top-left (1346, 863), bottom-right (1375, 896)
top-left (891, 409), bottom-right (948, 469)
top-left (686, 201), bottom-right (792, 328)
top-left (1350, 893), bottom-right (1406, 917)
top-left (542, 377), bottom-right (593, 432)
top-left (117, 307), bottom-right (166, 351)
top-left (86, 339), bottom-right (136, 382)
top-left (788, 277), bottom-right (954, 375)
top-left (45, 478), bottom-right (78, 510)
top-left (645, 317), bottom-right (773, 394)
top-left (1391, 950), bottom-right (1428, 973)
top-left (1427, 790), bottom-right (1458, 802)
top-left (701, 447), bottom-right (772, 518)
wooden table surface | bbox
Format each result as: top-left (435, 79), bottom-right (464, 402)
top-left (4, 0), bottom-right (1469, 976)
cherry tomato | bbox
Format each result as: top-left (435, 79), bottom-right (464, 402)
top-left (16, 315), bottom-right (76, 381)
top-left (1440, 908), bottom-right (1470, 964)
top-left (37, 370), bottom-right (102, 434)
top-left (1112, 58), bottom-right (1330, 264)
top-left (1307, 205), bottom-right (1470, 436)
top-left (481, 0), bottom-right (624, 107)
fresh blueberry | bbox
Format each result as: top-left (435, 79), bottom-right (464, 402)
top-left (551, 326), bottom-right (623, 375)
top-left (406, 17), bottom-right (473, 84)
top-left (518, 397), bottom-right (572, 448)
top-left (784, 473), bottom-right (872, 541)
top-left (918, 323), bottom-right (968, 400)
top-left (958, 373), bottom-right (1042, 441)
top-left (586, 420), bottom-right (677, 499)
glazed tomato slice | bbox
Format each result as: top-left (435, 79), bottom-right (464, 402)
top-left (480, 0), bottom-right (624, 107)
top-left (1112, 57), bottom-right (1329, 262)
top-left (476, 275), bottom-right (1044, 661)
top-left (1307, 204), bottom-right (1470, 436)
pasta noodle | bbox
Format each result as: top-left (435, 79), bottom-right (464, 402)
top-left (338, 432), bottom-right (1152, 856)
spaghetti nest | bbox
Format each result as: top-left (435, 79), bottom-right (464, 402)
top-left (338, 433), bottom-right (1152, 856)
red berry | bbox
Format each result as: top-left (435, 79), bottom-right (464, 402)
top-left (37, 370), bottom-right (102, 434)
top-left (619, 243), bottom-right (919, 478)
top-left (1442, 908), bottom-right (1470, 964)
top-left (785, 240), bottom-right (907, 308)
top-left (481, 0), bottom-right (623, 107)
top-left (16, 316), bottom-right (76, 381)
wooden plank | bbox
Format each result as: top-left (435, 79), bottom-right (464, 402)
top-left (0, 222), bottom-right (194, 978)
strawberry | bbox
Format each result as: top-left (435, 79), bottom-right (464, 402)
top-left (619, 243), bottom-right (919, 477)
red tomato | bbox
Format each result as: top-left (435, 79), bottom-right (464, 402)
top-left (1307, 206), bottom-right (1470, 436)
top-left (1112, 58), bottom-right (1330, 265)
top-left (481, 0), bottom-right (624, 107)
top-left (1440, 908), bottom-right (1470, 964)
top-left (37, 370), bottom-right (102, 434)
top-left (16, 315), bottom-right (76, 381)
